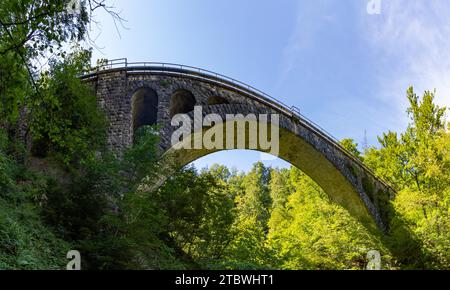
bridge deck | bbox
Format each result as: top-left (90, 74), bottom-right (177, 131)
top-left (80, 59), bottom-right (394, 192)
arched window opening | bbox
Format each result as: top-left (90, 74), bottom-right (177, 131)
top-left (132, 87), bottom-right (158, 132)
top-left (170, 89), bottom-right (196, 117)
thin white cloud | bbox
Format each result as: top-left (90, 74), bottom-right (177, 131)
top-left (276, 1), bottom-right (337, 89)
top-left (362, 0), bottom-right (450, 120)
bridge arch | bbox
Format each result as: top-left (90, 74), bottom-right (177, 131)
top-left (170, 89), bottom-right (196, 117)
top-left (131, 87), bottom-right (158, 134)
top-left (79, 60), bottom-right (427, 266)
top-left (162, 105), bottom-right (387, 233)
top-left (83, 61), bottom-right (395, 233)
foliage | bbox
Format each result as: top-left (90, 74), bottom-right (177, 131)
top-left (267, 168), bottom-right (391, 269)
top-left (365, 87), bottom-right (450, 269)
top-left (29, 48), bottom-right (107, 165)
top-left (220, 162), bottom-right (273, 269)
top-left (340, 138), bottom-right (363, 160)
top-left (0, 0), bottom-right (89, 58)
top-left (0, 197), bottom-right (70, 269)
top-left (0, 0), bottom-right (121, 129)
top-left (0, 132), bottom-right (69, 269)
top-left (1, 0), bottom-right (450, 270)
top-left (0, 51), bottom-right (29, 125)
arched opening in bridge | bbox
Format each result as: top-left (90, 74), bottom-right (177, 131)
top-left (170, 89), bottom-right (196, 117)
top-left (132, 87), bottom-right (158, 138)
top-left (208, 96), bottom-right (229, 105)
top-left (154, 149), bottom-right (394, 269)
top-left (162, 119), bottom-right (385, 234)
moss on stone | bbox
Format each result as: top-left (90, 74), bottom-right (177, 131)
top-left (346, 163), bottom-right (357, 179)
top-left (159, 79), bottom-right (171, 88)
top-left (374, 189), bottom-right (392, 225)
top-left (362, 176), bottom-right (375, 201)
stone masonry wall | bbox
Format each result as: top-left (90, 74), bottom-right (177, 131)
top-left (84, 69), bottom-right (394, 231)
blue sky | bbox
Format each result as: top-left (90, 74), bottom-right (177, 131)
top-left (89, 0), bottom-right (450, 172)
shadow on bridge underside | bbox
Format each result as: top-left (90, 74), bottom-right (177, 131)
top-left (165, 123), bottom-right (376, 230)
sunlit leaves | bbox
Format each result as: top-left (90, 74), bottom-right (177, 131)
top-left (364, 87), bottom-right (450, 268)
top-left (28, 47), bottom-right (106, 164)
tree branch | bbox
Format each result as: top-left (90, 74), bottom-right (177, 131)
top-left (0, 19), bottom-right (40, 94)
top-left (0, 29), bottom-right (36, 55)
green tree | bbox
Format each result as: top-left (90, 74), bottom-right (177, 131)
top-left (236, 162), bottom-right (272, 231)
top-left (267, 167), bottom-right (391, 269)
top-left (0, 129), bottom-right (70, 269)
top-left (340, 138), bottom-right (363, 160)
top-left (365, 87), bottom-right (450, 268)
top-left (365, 88), bottom-right (448, 192)
top-left (221, 162), bottom-right (273, 269)
top-left (268, 168), bottom-right (291, 233)
top-left (29, 48), bottom-right (107, 164)
top-left (0, 0), bottom-right (121, 127)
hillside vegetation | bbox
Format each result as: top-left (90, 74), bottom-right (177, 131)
top-left (0, 0), bottom-right (449, 269)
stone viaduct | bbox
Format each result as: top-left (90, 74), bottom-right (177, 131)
top-left (81, 59), bottom-right (395, 233)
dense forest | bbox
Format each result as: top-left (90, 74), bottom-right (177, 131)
top-left (0, 1), bottom-right (449, 270)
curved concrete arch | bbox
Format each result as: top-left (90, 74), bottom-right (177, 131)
top-left (161, 104), bottom-right (389, 233)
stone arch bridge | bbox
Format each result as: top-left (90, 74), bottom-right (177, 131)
top-left (81, 59), bottom-right (395, 233)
